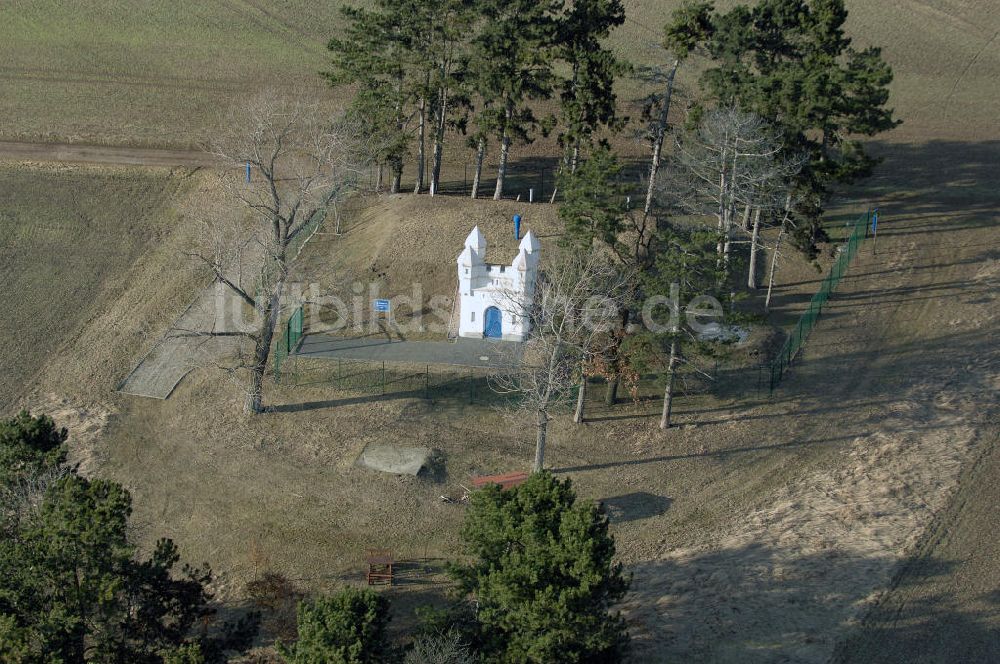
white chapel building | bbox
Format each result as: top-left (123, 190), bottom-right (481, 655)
top-left (457, 226), bottom-right (540, 341)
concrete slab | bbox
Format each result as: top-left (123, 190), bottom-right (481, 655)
top-left (357, 444), bottom-right (432, 476)
top-left (118, 283), bottom-right (250, 398)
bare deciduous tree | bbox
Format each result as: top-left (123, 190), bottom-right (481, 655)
top-left (190, 95), bottom-right (370, 414)
top-left (489, 252), bottom-right (629, 472)
top-left (0, 465), bottom-right (68, 529)
top-left (404, 629), bottom-right (476, 664)
top-left (668, 107), bottom-right (801, 285)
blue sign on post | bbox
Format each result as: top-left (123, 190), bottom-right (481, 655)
top-left (871, 208), bottom-right (880, 256)
top-left (373, 299), bottom-right (390, 313)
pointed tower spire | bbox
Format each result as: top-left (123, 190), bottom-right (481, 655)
top-left (465, 226), bottom-right (487, 254)
top-left (519, 230), bottom-right (540, 255)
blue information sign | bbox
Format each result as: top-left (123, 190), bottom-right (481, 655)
top-left (374, 299), bottom-right (390, 313)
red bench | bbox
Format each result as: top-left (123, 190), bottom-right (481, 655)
top-left (470, 471), bottom-right (530, 491)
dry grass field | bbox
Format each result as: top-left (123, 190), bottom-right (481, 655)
top-left (1, 0), bottom-right (998, 661)
top-left (0, 163), bottom-right (194, 409)
top-left (23, 180), bottom-right (997, 661)
top-left (0, 0), bottom-right (349, 147)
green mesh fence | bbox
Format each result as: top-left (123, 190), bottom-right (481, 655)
top-left (769, 209), bottom-right (871, 392)
top-left (286, 358), bottom-right (500, 403)
top-left (273, 305), bottom-right (304, 382)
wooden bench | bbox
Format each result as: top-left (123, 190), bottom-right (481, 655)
top-left (365, 548), bottom-right (394, 586)
top-left (470, 471), bottom-right (530, 491)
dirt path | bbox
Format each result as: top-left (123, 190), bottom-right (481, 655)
top-left (0, 140), bottom-right (215, 168)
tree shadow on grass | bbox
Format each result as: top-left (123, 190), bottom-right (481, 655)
top-left (600, 492), bottom-right (672, 524)
top-left (832, 554), bottom-right (1000, 663)
top-left (624, 542), bottom-right (1000, 663)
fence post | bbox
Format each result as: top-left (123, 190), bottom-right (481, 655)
top-left (382, 361), bottom-right (386, 395)
top-left (424, 365), bottom-right (429, 399)
top-left (337, 358), bottom-right (342, 388)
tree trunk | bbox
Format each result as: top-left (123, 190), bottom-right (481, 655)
top-left (493, 127), bottom-right (510, 201)
top-left (245, 281), bottom-right (283, 414)
top-left (376, 164), bottom-right (384, 192)
top-left (716, 167), bottom-right (727, 261)
top-left (716, 215), bottom-right (725, 257)
top-left (723, 232), bottom-right (732, 269)
top-left (534, 408), bottom-right (548, 472)
top-left (493, 103), bottom-right (513, 201)
top-left (748, 207), bottom-right (762, 289)
top-left (471, 137), bottom-right (485, 199)
top-left (604, 376), bottom-right (618, 405)
top-left (604, 307), bottom-right (630, 405)
top-left (246, 363), bottom-right (264, 414)
top-left (573, 376), bottom-right (586, 424)
top-left (549, 162), bottom-right (562, 204)
top-left (390, 83), bottom-right (404, 195)
top-left (430, 85), bottom-right (448, 197)
top-left (720, 198), bottom-right (735, 285)
top-left (430, 143), bottom-right (442, 196)
top-left (390, 168), bottom-right (401, 194)
top-left (741, 203), bottom-right (752, 231)
top-left (414, 96), bottom-right (426, 194)
top-left (642, 59), bottom-right (678, 224)
top-left (659, 337), bottom-right (679, 429)
top-left (765, 228), bottom-right (785, 313)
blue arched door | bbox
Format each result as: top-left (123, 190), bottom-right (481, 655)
top-left (484, 306), bottom-right (502, 338)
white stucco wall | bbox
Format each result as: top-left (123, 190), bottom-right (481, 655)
top-left (457, 226), bottom-right (539, 341)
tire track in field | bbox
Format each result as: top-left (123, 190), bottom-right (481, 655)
top-left (0, 67), bottom-right (320, 92)
top-left (943, 30), bottom-right (999, 116)
top-left (221, 0), bottom-right (320, 42)
top-left (0, 140), bottom-right (216, 168)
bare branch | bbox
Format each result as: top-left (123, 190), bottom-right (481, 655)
top-left (187, 92), bottom-right (371, 414)
top-left (489, 251), bottom-right (632, 471)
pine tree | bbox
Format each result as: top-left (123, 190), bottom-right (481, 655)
top-left (325, 0), bottom-right (419, 193)
top-left (425, 0), bottom-right (477, 197)
top-left (550, 0), bottom-right (628, 203)
top-left (451, 472), bottom-right (630, 663)
top-left (0, 410), bottom-right (66, 486)
top-left (636, 227), bottom-right (723, 428)
top-left (0, 474), bottom-right (231, 662)
top-left (558, 147), bottom-right (630, 252)
top-left (638, 1), bottom-right (714, 221)
top-left (470, 0), bottom-right (560, 200)
top-left (556, 148), bottom-right (646, 410)
top-left (0, 414), bottom-right (254, 663)
top-left (676, 0), bottom-right (899, 256)
top-left (279, 589), bottom-right (391, 664)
